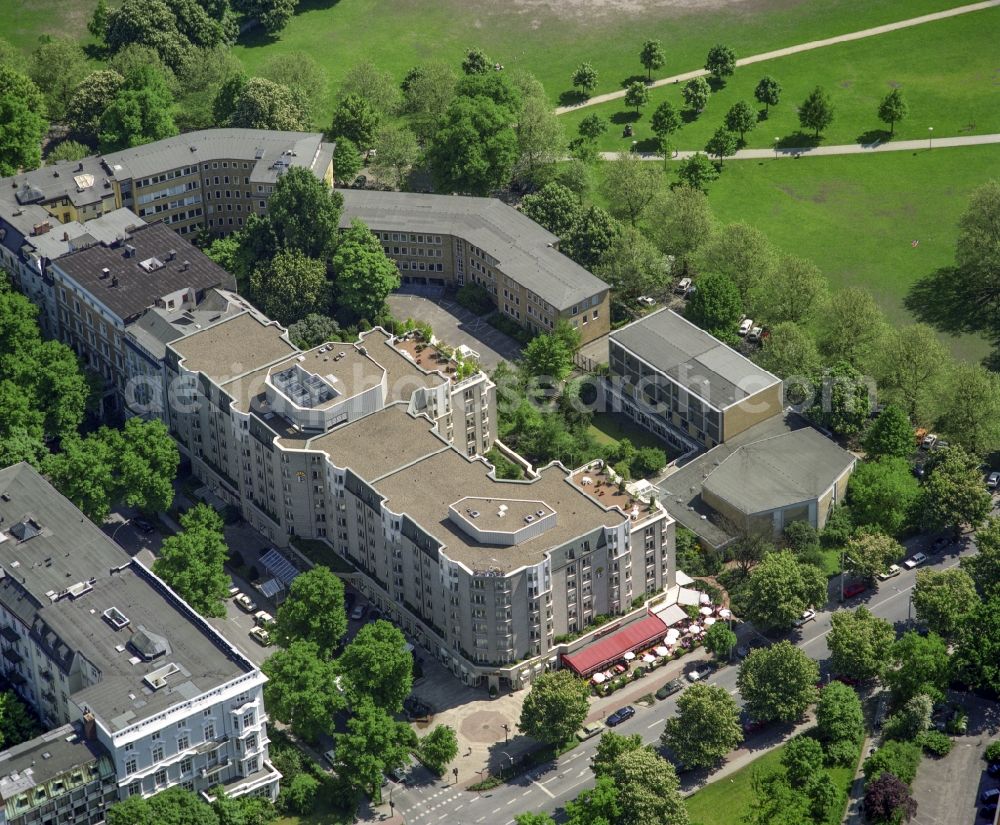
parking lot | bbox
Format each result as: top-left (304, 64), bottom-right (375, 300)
top-left (387, 292), bottom-right (521, 370)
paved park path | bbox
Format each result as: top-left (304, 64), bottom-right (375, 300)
top-left (554, 0), bottom-right (1000, 115)
top-left (598, 131), bottom-right (1000, 161)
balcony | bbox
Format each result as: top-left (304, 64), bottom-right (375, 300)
top-left (200, 756), bottom-right (231, 779)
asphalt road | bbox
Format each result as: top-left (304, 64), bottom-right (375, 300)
top-left (385, 534), bottom-right (978, 825)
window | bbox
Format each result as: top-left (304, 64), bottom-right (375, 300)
top-left (177, 734), bottom-right (189, 751)
top-left (152, 745), bottom-right (164, 762)
top-left (125, 758), bottom-right (137, 775)
top-left (204, 722), bottom-right (215, 741)
top-left (242, 710), bottom-right (255, 728)
top-left (154, 769), bottom-right (167, 787)
top-left (180, 757), bottom-right (193, 775)
top-left (128, 780), bottom-right (141, 797)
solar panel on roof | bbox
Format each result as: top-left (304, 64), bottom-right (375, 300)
top-left (260, 549), bottom-right (300, 586)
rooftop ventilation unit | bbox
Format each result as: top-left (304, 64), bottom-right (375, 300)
top-left (143, 662), bottom-right (180, 691)
top-left (102, 607), bottom-right (130, 630)
top-left (100, 267), bottom-right (110, 279)
top-left (123, 244), bottom-right (136, 258)
top-left (130, 627), bottom-right (170, 661)
top-left (138, 257), bottom-right (164, 273)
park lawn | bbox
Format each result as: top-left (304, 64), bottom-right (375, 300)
top-left (588, 412), bottom-right (672, 454)
top-left (559, 5), bottom-right (1000, 154)
top-left (230, 0), bottom-right (971, 129)
top-left (684, 739), bottom-right (855, 825)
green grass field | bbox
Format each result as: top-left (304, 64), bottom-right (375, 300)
top-left (227, 0), bottom-right (972, 128)
top-left (588, 412), bottom-right (670, 453)
top-left (559, 5), bottom-right (1000, 153)
top-left (702, 143), bottom-right (999, 361)
top-left (684, 739), bottom-right (855, 825)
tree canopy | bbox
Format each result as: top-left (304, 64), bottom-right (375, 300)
top-left (338, 620), bottom-right (413, 713)
top-left (263, 640), bottom-right (342, 741)
top-left (518, 670), bottom-right (590, 746)
top-left (685, 272), bottom-right (742, 338)
top-left (661, 682), bottom-right (742, 768)
top-left (0, 66), bottom-right (47, 175)
top-left (737, 641), bottom-right (818, 722)
top-left (274, 566), bottom-right (347, 658)
top-left (331, 219), bottom-right (400, 322)
top-left (153, 504), bottom-right (229, 617)
top-left (737, 551), bottom-right (827, 633)
top-left (827, 606), bottom-right (895, 682)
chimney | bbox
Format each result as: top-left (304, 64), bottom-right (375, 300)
top-left (100, 267), bottom-right (110, 279)
top-left (124, 244), bottom-right (136, 258)
top-left (82, 713), bottom-right (97, 741)
top-left (31, 221), bottom-right (51, 237)
top-left (167, 249), bottom-right (176, 261)
top-left (181, 260), bottom-right (190, 271)
top-left (111, 276), bottom-right (119, 287)
top-left (62, 232), bottom-right (69, 242)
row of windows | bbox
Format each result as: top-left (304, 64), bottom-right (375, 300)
top-left (375, 232), bottom-right (442, 244)
top-left (399, 261), bottom-right (443, 272)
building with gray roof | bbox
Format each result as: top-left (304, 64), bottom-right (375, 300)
top-left (339, 188), bottom-right (611, 345)
top-left (0, 463), bottom-right (278, 808)
top-left (607, 309), bottom-right (783, 451)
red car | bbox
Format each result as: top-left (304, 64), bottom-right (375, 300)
top-left (843, 581), bottom-right (867, 599)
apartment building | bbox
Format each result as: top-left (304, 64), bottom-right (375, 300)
top-left (0, 463), bottom-right (279, 813)
top-left (162, 311), bottom-right (673, 691)
top-left (44, 222), bottom-right (237, 416)
top-left (339, 189), bottom-right (611, 345)
top-left (607, 308), bottom-right (784, 451)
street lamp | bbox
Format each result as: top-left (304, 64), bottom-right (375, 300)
top-left (110, 518), bottom-right (132, 543)
top-left (388, 785), bottom-right (394, 812)
top-left (928, 126), bottom-right (933, 149)
top-left (773, 137), bottom-right (780, 159)
top-left (499, 750), bottom-right (515, 777)
top-left (501, 723), bottom-right (510, 743)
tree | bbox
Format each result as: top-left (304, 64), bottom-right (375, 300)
top-left (681, 76), bottom-right (710, 113)
top-left (28, 39), bottom-right (88, 123)
top-left (260, 52), bottom-right (328, 124)
top-left (42, 434), bottom-right (116, 522)
top-left (863, 740), bottom-right (923, 785)
top-left (952, 595), bottom-right (1000, 692)
top-left (649, 184), bottom-right (714, 270)
top-left (337, 697), bottom-right (416, 801)
top-left (516, 815), bottom-right (556, 825)
top-left (288, 314), bottom-right (341, 350)
top-left (962, 516), bottom-right (1000, 598)
top-left (47, 140), bottom-right (91, 163)
top-left (639, 40), bottom-right (665, 81)
top-left (704, 621), bottom-right (737, 660)
top-left (623, 81), bottom-right (649, 115)
top-left (428, 95), bottom-right (518, 195)
top-left (724, 100), bottom-right (756, 141)
top-left (67, 70), bottom-right (125, 144)
top-left (249, 250), bottom-right (328, 326)
top-left (332, 137), bottom-right (363, 185)
top-left (578, 113), bottom-right (607, 145)
top-left (701, 221), bottom-right (778, 307)
top-left (936, 362), bottom-right (1000, 456)
top-left (562, 205), bottom-right (622, 270)
top-left (29, 339), bottom-right (90, 438)
top-left (661, 682), bottom-right (742, 768)
top-left (818, 287), bottom-right (888, 371)
top-left (815, 680), bottom-right (864, 744)
top-left (863, 405), bottom-right (914, 459)
top-left (599, 152), bottom-right (662, 226)
top-left (753, 253), bottom-right (828, 325)
top-left (268, 166), bottom-right (344, 260)
top-left (107, 787), bottom-right (219, 825)
top-left (649, 101), bottom-right (680, 157)
top-left (462, 47), bottom-right (491, 76)
top-left (828, 606), bottom-right (895, 682)
top-left (273, 566), bottom-right (347, 658)
top-left (920, 444), bottom-right (992, 537)
top-left (401, 61), bottom-right (457, 142)
top-left (103, 0), bottom-right (191, 70)
top-left (418, 725), bottom-right (458, 776)
top-left (610, 748), bottom-right (689, 825)
top-left (864, 771), bottom-right (917, 824)
top-left (595, 228), bottom-right (670, 306)
top-left (521, 182), bottom-right (581, 238)
top-left (705, 44), bottom-right (737, 83)
top-left (518, 670), bottom-right (590, 745)
top-left (883, 630), bottom-right (951, 704)
top-left (754, 75), bottom-right (781, 115)
top-left (705, 126), bottom-right (738, 165)
top-left (952, 180), bottom-right (1000, 336)
top-left (875, 324), bottom-right (949, 425)
top-left (338, 60), bottom-right (401, 116)
top-left (112, 417), bottom-right (179, 514)
top-left (516, 94), bottom-right (565, 180)
top-left (847, 460), bottom-right (919, 535)
top-left (798, 86), bottom-right (834, 137)
top-left (330, 93), bottom-right (380, 147)
top-left (153, 504), bottom-right (230, 617)
top-left (685, 272), bottom-right (742, 337)
top-left (233, 0), bottom-right (297, 34)
top-left (331, 219), bottom-right (400, 321)
top-left (98, 65), bottom-right (178, 153)
top-left (739, 551), bottom-right (827, 633)
top-left (0, 66), bottom-right (47, 175)
top-left (565, 776), bottom-right (620, 825)
top-left (730, 530), bottom-right (772, 576)
top-left (88, 0), bottom-right (110, 39)
top-left (591, 731), bottom-right (643, 777)
top-left (883, 693), bottom-right (932, 741)
top-left (810, 361), bottom-right (872, 437)
top-left (338, 620), bottom-right (413, 712)
top-left (877, 88), bottom-right (908, 136)
top-left (174, 46), bottom-right (243, 131)
top-left (571, 63), bottom-right (598, 97)
top-left (738, 641), bottom-right (818, 722)
top-left (227, 76), bottom-right (307, 130)
top-left (781, 735), bottom-right (824, 787)
top-left (263, 641), bottom-right (341, 741)
top-left (675, 151), bottom-right (719, 191)
top-left (371, 123), bottom-right (419, 190)
top-left (912, 568), bottom-right (977, 640)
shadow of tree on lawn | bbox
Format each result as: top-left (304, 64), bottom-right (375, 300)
top-left (904, 266), bottom-right (987, 337)
top-left (855, 128), bottom-right (891, 146)
top-left (558, 90), bottom-right (589, 107)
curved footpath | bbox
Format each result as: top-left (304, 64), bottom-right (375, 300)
top-left (555, 0), bottom-right (1000, 115)
top-left (599, 132), bottom-right (1000, 161)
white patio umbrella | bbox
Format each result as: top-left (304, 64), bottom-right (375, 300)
top-left (592, 672), bottom-right (606, 684)
top-left (623, 651), bottom-right (636, 661)
top-left (689, 624), bottom-right (702, 634)
top-left (654, 646), bottom-right (670, 657)
top-left (664, 629), bottom-right (681, 644)
top-left (699, 606), bottom-right (713, 616)
top-left (699, 592), bottom-right (711, 604)
top-left (718, 608), bottom-right (732, 619)
top-left (642, 653), bottom-right (656, 663)
top-left (703, 616), bottom-right (717, 626)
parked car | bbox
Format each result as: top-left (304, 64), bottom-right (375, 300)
top-left (738, 318), bottom-right (754, 336)
top-left (352, 174), bottom-right (367, 189)
top-left (350, 604), bottom-right (366, 621)
top-left (930, 536), bottom-right (950, 555)
top-left (686, 662), bottom-right (717, 682)
top-left (403, 696), bottom-right (433, 722)
top-left (576, 721), bottom-right (605, 741)
top-left (323, 748), bottom-right (337, 769)
top-left (741, 717), bottom-right (767, 735)
top-left (903, 552), bottom-right (927, 569)
top-left (228, 584), bottom-right (241, 597)
top-left (747, 326), bottom-right (764, 343)
top-left (877, 564), bottom-right (901, 580)
top-left (637, 295), bottom-right (656, 307)
top-left (345, 591), bottom-right (357, 611)
top-left (793, 609), bottom-right (816, 628)
top-left (921, 433), bottom-right (938, 450)
top-left (253, 610), bottom-right (274, 627)
top-left (843, 581), bottom-right (867, 599)
top-left (248, 626), bottom-right (271, 646)
top-left (606, 706), bottom-right (636, 726)
top-left (132, 517), bottom-right (155, 534)
top-left (655, 679), bottom-right (685, 700)
top-left (988, 472), bottom-right (1000, 490)
top-left (387, 765), bottom-right (409, 784)
top-left (234, 592), bottom-right (257, 612)
top-left (674, 277), bottom-right (692, 295)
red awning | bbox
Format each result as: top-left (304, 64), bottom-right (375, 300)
top-left (562, 613), bottom-right (669, 676)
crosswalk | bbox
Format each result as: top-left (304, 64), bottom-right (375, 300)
top-left (396, 787), bottom-right (521, 825)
